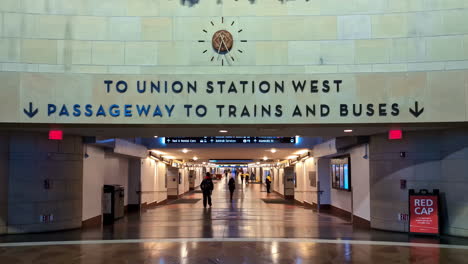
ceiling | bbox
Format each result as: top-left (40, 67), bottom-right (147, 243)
top-left (149, 147), bottom-right (310, 161)
top-left (0, 123), bottom-right (457, 138)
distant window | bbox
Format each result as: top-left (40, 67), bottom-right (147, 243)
top-left (331, 156), bottom-right (351, 191)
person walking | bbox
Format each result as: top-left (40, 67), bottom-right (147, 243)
top-left (200, 172), bottom-right (214, 208)
top-left (266, 175), bottom-right (272, 193)
top-left (228, 176), bottom-right (236, 201)
top-left (245, 173), bottom-right (249, 184)
top-left (240, 172), bottom-right (244, 184)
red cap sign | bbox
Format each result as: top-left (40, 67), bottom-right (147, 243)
top-left (409, 194), bottom-right (439, 234)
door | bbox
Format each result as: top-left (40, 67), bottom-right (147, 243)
top-left (284, 167), bottom-right (295, 200)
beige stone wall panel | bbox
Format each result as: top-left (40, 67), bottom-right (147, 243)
top-left (141, 17), bottom-right (173, 41)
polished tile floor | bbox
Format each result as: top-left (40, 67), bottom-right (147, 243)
top-left (1, 177), bottom-right (468, 263)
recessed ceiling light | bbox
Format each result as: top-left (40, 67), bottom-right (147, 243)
top-left (193, 156), bottom-right (198, 161)
top-left (344, 129), bottom-right (353, 133)
top-left (263, 156), bottom-right (268, 161)
top-left (219, 130), bottom-right (228, 133)
top-left (153, 136), bottom-right (158, 138)
top-left (256, 162), bottom-right (260, 165)
top-left (271, 148), bottom-right (277, 153)
top-left (182, 149), bottom-right (189, 153)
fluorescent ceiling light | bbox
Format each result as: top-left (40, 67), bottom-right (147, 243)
top-left (287, 155), bottom-right (298, 159)
top-left (344, 129), bottom-right (353, 133)
top-left (219, 130), bottom-right (228, 133)
top-left (151, 150), bottom-right (165, 155)
top-left (295, 149), bottom-right (309, 155)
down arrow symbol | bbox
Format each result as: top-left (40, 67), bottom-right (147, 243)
top-left (23, 102), bottom-right (39, 118)
top-left (409, 101), bottom-right (424, 118)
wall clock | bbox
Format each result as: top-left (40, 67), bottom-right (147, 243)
top-left (198, 17), bottom-right (247, 66)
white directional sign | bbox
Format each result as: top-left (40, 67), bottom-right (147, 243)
top-left (0, 71), bottom-right (467, 124)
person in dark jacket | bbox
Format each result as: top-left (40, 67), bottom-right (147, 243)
top-left (266, 175), bottom-right (272, 193)
top-left (228, 176), bottom-right (236, 201)
top-left (200, 172), bottom-right (214, 208)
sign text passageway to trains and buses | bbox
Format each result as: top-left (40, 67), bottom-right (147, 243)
top-left (0, 71), bottom-right (465, 124)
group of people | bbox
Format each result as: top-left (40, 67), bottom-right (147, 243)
top-left (200, 171), bottom-right (273, 207)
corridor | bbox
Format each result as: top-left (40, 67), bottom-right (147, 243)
top-left (2, 176), bottom-right (468, 263)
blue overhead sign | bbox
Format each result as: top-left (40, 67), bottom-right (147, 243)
top-left (165, 137), bottom-right (296, 144)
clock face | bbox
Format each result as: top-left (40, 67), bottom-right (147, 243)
top-left (212, 30), bottom-right (233, 53)
top-left (199, 17), bottom-right (247, 66)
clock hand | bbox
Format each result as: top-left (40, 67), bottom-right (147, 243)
top-left (219, 35), bottom-right (233, 63)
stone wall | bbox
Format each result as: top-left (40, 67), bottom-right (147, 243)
top-left (370, 129), bottom-right (468, 237)
top-left (7, 133), bottom-right (83, 234)
top-left (0, 0), bottom-right (467, 74)
top-left (0, 134), bottom-right (8, 234)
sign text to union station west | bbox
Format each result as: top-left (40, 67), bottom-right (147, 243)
top-left (1, 71), bottom-right (467, 124)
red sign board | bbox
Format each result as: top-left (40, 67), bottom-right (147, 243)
top-left (389, 129), bottom-right (403, 140)
top-left (49, 130), bottom-right (63, 140)
top-left (409, 193), bottom-right (439, 235)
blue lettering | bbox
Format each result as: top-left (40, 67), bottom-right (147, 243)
top-left (165, 105), bottom-right (175, 117)
top-left (73, 104), bottom-right (81, 117)
top-left (124, 104), bottom-right (132, 117)
top-left (153, 105), bottom-right (162, 117)
top-left (59, 105), bottom-right (69, 117)
top-left (85, 104), bottom-right (93, 117)
top-left (137, 105), bottom-right (151, 117)
top-left (109, 104), bottom-right (120, 117)
top-left (48, 104), bottom-right (57, 116)
top-left (96, 105), bottom-right (106, 117)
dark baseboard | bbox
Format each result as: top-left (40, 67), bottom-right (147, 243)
top-left (352, 214), bottom-right (371, 229)
top-left (285, 195), bottom-right (294, 200)
top-left (320, 204), bottom-right (371, 229)
top-left (273, 190), bottom-right (284, 198)
top-left (127, 204), bottom-right (141, 212)
top-left (303, 201), bottom-right (317, 210)
top-left (82, 215), bottom-right (102, 228)
top-left (157, 199), bottom-right (167, 205)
